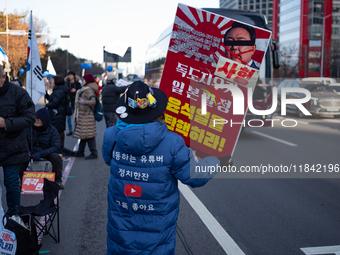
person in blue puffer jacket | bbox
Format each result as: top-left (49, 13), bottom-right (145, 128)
top-left (102, 81), bottom-right (225, 255)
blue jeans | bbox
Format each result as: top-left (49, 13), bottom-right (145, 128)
top-left (2, 164), bottom-right (21, 216)
top-left (67, 114), bottom-right (73, 132)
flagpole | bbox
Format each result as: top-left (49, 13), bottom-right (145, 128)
top-left (30, 10), bottom-right (34, 170)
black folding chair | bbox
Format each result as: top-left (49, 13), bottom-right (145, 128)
top-left (17, 178), bottom-right (60, 243)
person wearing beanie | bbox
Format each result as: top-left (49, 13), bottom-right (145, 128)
top-left (19, 108), bottom-right (64, 189)
top-left (101, 73), bottom-right (128, 128)
top-left (45, 75), bottom-right (70, 152)
top-left (65, 71), bottom-right (82, 136)
top-left (73, 73), bottom-right (99, 160)
top-left (102, 81), bottom-right (223, 254)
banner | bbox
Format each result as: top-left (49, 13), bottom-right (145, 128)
top-left (26, 11), bottom-right (45, 105)
top-left (103, 47), bottom-right (131, 63)
top-left (46, 56), bottom-right (56, 76)
top-left (159, 4), bottom-right (271, 159)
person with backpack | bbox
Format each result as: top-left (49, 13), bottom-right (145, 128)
top-left (45, 75), bottom-right (69, 152)
top-left (73, 73), bottom-right (98, 160)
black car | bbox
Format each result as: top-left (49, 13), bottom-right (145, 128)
top-left (277, 79), bottom-right (340, 118)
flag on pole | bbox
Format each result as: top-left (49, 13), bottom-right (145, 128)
top-left (26, 10), bottom-right (45, 105)
top-left (46, 56), bottom-right (56, 76)
top-left (0, 45), bottom-right (9, 64)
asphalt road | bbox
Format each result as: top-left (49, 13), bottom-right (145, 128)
top-left (1, 109), bottom-right (340, 255)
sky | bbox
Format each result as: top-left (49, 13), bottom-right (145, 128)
top-left (3, 0), bottom-right (219, 75)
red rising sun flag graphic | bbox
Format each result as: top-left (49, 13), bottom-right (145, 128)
top-left (124, 184), bottom-right (142, 197)
top-left (159, 4), bottom-right (271, 159)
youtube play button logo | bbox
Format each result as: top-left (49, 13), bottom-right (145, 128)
top-left (124, 184), bottom-right (142, 197)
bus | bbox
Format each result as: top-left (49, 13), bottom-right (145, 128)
top-left (145, 8), bottom-right (280, 125)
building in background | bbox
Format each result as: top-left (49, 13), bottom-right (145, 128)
top-left (220, 0), bottom-right (339, 78)
top-left (273, 0), bottom-right (333, 78)
top-left (219, 0), bottom-right (274, 29)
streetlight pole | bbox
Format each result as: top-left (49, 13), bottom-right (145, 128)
top-left (61, 35), bottom-right (70, 75)
top-left (5, 0), bottom-right (10, 77)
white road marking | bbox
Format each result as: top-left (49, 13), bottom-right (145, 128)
top-left (323, 119), bottom-right (340, 123)
top-left (251, 131), bottom-right (298, 146)
top-left (178, 182), bottom-right (246, 255)
top-left (301, 245), bottom-right (340, 255)
top-left (298, 120), bottom-right (309, 125)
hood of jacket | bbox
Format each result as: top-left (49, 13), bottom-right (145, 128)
top-left (53, 84), bottom-right (69, 94)
top-left (35, 107), bottom-right (50, 131)
top-left (65, 75), bottom-right (81, 83)
top-left (85, 82), bottom-right (98, 94)
top-left (116, 121), bottom-right (168, 155)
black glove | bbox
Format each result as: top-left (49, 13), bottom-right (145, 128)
top-left (218, 155), bottom-right (233, 168)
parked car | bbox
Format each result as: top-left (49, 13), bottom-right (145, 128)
top-left (277, 79), bottom-right (340, 118)
top-left (126, 74), bottom-right (140, 82)
top-left (244, 82), bottom-right (273, 127)
top-left (301, 77), bottom-right (337, 85)
top-left (329, 83), bottom-right (340, 95)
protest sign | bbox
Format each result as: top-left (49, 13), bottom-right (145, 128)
top-left (159, 4), bottom-right (272, 158)
top-left (21, 172), bottom-right (55, 195)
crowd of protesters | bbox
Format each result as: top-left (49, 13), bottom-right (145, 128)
top-left (0, 65), bottom-right (226, 255)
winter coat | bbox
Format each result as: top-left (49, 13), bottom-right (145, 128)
top-left (73, 82), bottom-right (98, 139)
top-left (65, 76), bottom-right (82, 108)
top-left (0, 78), bottom-right (35, 166)
top-left (26, 124), bottom-right (61, 158)
top-left (102, 121), bottom-right (219, 255)
top-left (101, 81), bottom-right (127, 126)
top-left (45, 85), bottom-right (69, 132)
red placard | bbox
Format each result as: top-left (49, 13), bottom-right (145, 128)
top-left (159, 4), bottom-right (271, 158)
top-left (21, 171), bottom-right (55, 195)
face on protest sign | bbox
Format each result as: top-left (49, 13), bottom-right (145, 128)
top-left (159, 4), bottom-right (271, 159)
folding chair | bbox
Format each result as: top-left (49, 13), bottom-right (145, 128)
top-left (30, 160), bottom-right (53, 172)
top-left (17, 178), bottom-right (60, 243)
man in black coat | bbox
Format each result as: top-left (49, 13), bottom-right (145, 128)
top-left (45, 75), bottom-right (69, 149)
top-left (101, 73), bottom-right (128, 128)
top-left (0, 66), bottom-right (35, 216)
top-left (64, 71), bottom-right (82, 136)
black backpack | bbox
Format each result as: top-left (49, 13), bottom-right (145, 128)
top-left (89, 94), bottom-right (103, 121)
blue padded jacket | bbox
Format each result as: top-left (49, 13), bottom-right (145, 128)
top-left (102, 121), bottom-right (219, 255)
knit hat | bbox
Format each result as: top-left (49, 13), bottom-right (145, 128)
top-left (115, 81), bottom-right (168, 124)
top-left (35, 108), bottom-right (50, 131)
top-left (83, 73), bottom-right (96, 83)
top-left (54, 75), bottom-right (65, 86)
top-left (107, 73), bottom-right (117, 81)
top-left (67, 71), bottom-right (76, 76)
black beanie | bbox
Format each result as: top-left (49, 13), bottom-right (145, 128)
top-left (67, 71), bottom-right (76, 76)
top-left (54, 75), bottom-right (65, 86)
top-left (35, 108), bottom-right (50, 131)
